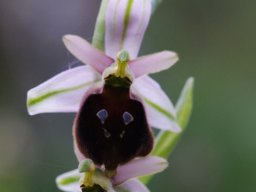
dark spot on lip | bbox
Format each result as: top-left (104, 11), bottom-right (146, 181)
top-left (73, 81), bottom-right (153, 171)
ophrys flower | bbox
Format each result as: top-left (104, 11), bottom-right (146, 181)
top-left (27, 0), bottom-right (180, 173)
top-left (56, 156), bottom-right (168, 192)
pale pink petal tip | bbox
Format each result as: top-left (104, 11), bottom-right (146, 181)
top-left (129, 51), bottom-right (179, 77)
top-left (63, 34), bottom-right (114, 73)
top-left (112, 156), bottom-right (168, 185)
top-left (116, 179), bottom-right (150, 192)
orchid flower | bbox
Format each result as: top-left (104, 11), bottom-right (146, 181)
top-left (56, 156), bottom-right (168, 192)
top-left (27, 0), bottom-right (180, 132)
top-left (27, 0), bottom-right (180, 173)
top-left (27, 0), bottom-right (181, 187)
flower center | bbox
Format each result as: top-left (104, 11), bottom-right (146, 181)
top-left (103, 50), bottom-right (134, 87)
top-left (79, 160), bottom-right (111, 192)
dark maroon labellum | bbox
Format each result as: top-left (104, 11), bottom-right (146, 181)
top-left (81, 184), bottom-right (106, 192)
top-left (74, 76), bottom-right (153, 172)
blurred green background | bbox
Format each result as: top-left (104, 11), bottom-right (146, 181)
top-left (0, 0), bottom-right (255, 191)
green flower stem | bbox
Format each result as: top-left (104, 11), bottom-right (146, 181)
top-left (153, 77), bottom-right (194, 157)
top-left (140, 77), bottom-right (194, 184)
top-left (92, 0), bottom-right (109, 51)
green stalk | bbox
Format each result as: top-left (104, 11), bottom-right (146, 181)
top-left (140, 77), bottom-right (194, 184)
top-left (92, 0), bottom-right (109, 50)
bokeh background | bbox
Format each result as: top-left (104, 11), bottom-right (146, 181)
top-left (1, 0), bottom-right (256, 191)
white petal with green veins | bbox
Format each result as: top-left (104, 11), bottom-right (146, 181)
top-left (27, 66), bottom-right (100, 115)
top-left (105, 0), bottom-right (151, 59)
top-left (56, 169), bottom-right (81, 192)
top-left (140, 77), bottom-right (194, 184)
top-left (131, 76), bottom-right (181, 132)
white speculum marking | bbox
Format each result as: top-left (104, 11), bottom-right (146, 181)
top-left (122, 111), bottom-right (134, 125)
top-left (96, 109), bottom-right (111, 138)
top-left (96, 109), bottom-right (108, 124)
top-left (96, 110), bottom-right (134, 138)
top-left (120, 111), bottom-right (134, 138)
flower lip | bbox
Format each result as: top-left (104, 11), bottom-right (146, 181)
top-left (73, 82), bottom-right (154, 172)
